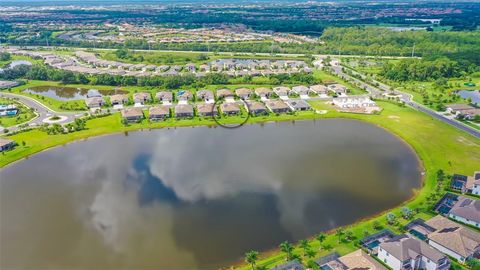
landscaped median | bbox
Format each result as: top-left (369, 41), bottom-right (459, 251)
top-left (0, 101), bottom-right (479, 269)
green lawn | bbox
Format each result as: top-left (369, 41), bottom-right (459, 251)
top-left (0, 97), bottom-right (37, 127)
top-left (1, 101), bottom-right (478, 269)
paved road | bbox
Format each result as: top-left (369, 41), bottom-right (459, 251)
top-left (328, 63), bottom-right (480, 139)
top-left (0, 92), bottom-right (83, 132)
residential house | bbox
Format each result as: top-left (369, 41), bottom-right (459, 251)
top-left (378, 234), bottom-right (450, 270)
top-left (448, 196), bottom-right (480, 228)
top-left (0, 104), bottom-right (18, 116)
top-left (246, 101), bottom-right (267, 115)
top-left (286, 99), bottom-right (311, 111)
top-left (149, 105), bottom-right (170, 121)
top-left (85, 96), bottom-right (104, 108)
top-left (196, 90), bottom-right (215, 103)
top-left (220, 103), bottom-right (240, 115)
top-left (133, 92), bottom-right (152, 104)
top-left (472, 171), bottom-right (480, 195)
top-left (216, 88), bottom-right (234, 99)
top-left (266, 100), bottom-right (291, 113)
top-left (235, 88), bottom-right (253, 100)
top-left (333, 96), bottom-right (377, 109)
top-left (461, 108), bottom-right (480, 120)
top-left (425, 215), bottom-right (480, 263)
top-left (271, 260), bottom-right (305, 270)
top-left (445, 104), bottom-right (475, 116)
top-left (175, 104), bottom-right (194, 118)
top-left (273, 86), bottom-right (291, 100)
top-left (291, 85), bottom-right (310, 96)
top-left (328, 83), bottom-right (348, 96)
top-left (109, 94), bottom-right (129, 105)
top-left (156, 91), bottom-right (173, 104)
top-left (450, 174), bottom-right (469, 193)
top-left (185, 63), bottom-right (196, 73)
top-left (196, 103), bottom-right (218, 117)
top-left (310, 84), bottom-right (328, 96)
top-left (316, 250), bottom-right (387, 270)
top-left (176, 90), bottom-right (193, 102)
top-left (0, 138), bottom-right (16, 152)
top-left (121, 107), bottom-right (144, 122)
top-left (254, 87), bottom-right (273, 100)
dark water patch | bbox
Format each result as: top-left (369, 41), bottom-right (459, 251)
top-left (0, 119), bottom-right (421, 270)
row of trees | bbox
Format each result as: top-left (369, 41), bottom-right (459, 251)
top-left (380, 57), bottom-right (478, 81)
top-left (0, 64), bottom-right (317, 88)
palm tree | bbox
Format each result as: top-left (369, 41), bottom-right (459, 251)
top-left (299, 239), bottom-right (310, 257)
top-left (245, 250), bottom-right (259, 270)
top-left (306, 248), bottom-right (317, 259)
top-left (279, 241), bottom-right (294, 261)
top-left (335, 228), bottom-right (345, 243)
top-left (316, 233), bottom-right (326, 245)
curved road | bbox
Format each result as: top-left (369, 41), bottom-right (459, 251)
top-left (0, 92), bottom-right (84, 132)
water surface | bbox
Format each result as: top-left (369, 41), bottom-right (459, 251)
top-left (23, 86), bottom-right (128, 101)
top-left (0, 119), bottom-right (421, 270)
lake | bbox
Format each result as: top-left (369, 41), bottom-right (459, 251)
top-left (457, 90), bottom-right (480, 105)
top-left (23, 86), bottom-right (128, 101)
top-left (0, 119), bottom-right (422, 270)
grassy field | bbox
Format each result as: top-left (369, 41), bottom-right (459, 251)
top-left (0, 97), bottom-right (37, 127)
top-left (1, 100), bottom-right (478, 269)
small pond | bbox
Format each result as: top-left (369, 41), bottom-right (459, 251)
top-left (23, 86), bottom-right (128, 101)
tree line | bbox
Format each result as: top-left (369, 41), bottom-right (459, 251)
top-left (0, 64), bottom-right (318, 88)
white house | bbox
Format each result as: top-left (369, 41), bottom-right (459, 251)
top-left (425, 215), bottom-right (480, 263)
top-left (378, 235), bottom-right (450, 270)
